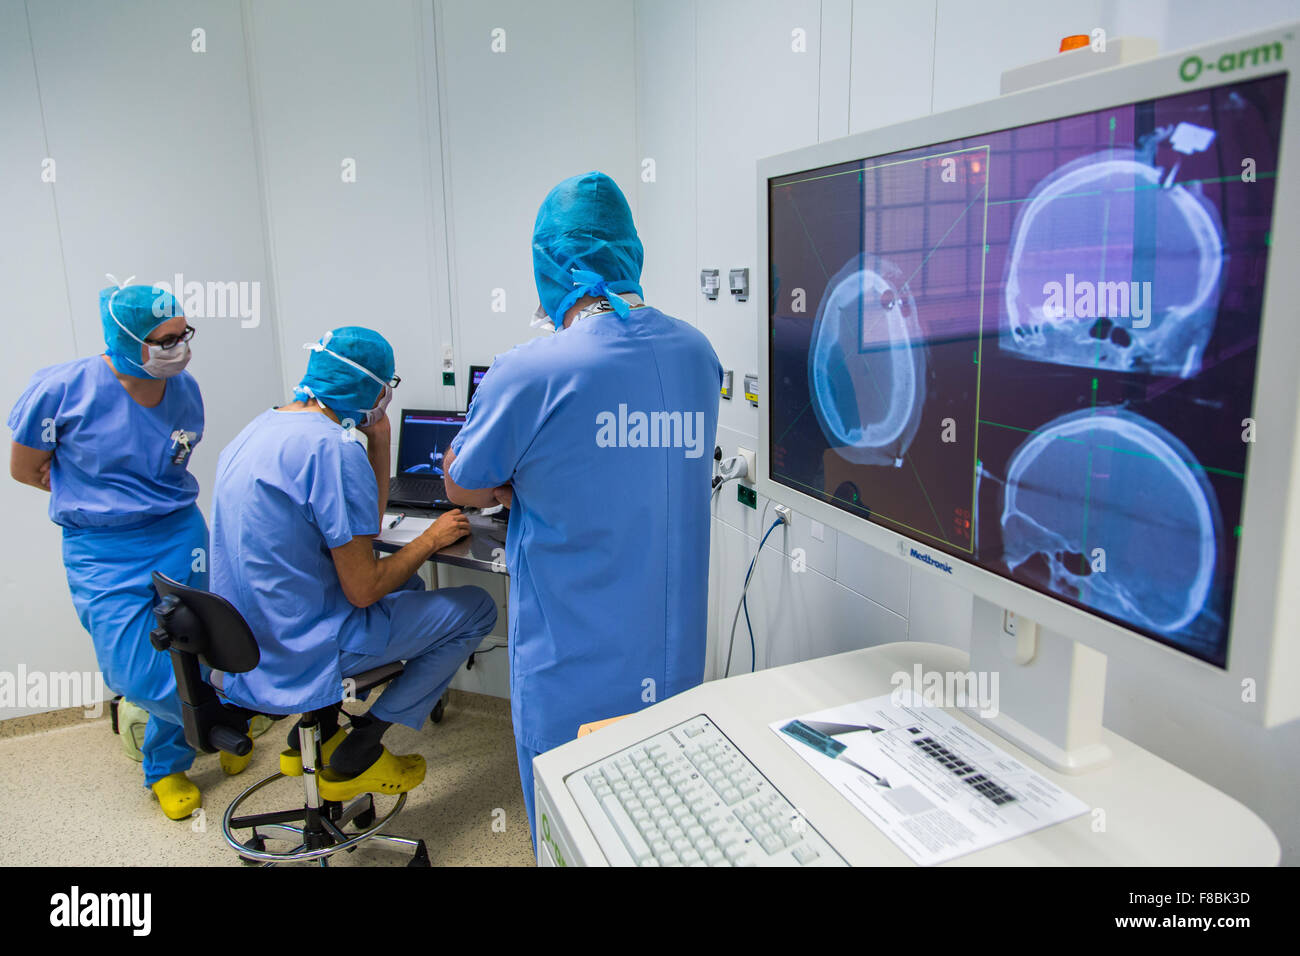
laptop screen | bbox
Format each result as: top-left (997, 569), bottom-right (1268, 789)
top-left (396, 410), bottom-right (465, 478)
top-left (467, 365), bottom-right (490, 407)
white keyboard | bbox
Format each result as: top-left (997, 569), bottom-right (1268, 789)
top-left (565, 714), bottom-right (845, 866)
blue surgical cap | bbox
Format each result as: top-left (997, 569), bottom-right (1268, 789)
top-left (532, 171), bottom-right (644, 329)
top-left (99, 283), bottom-right (182, 378)
top-left (295, 326), bottom-right (395, 427)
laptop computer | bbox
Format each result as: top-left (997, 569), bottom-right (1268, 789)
top-left (467, 364), bottom-right (490, 407)
top-left (388, 409), bottom-right (465, 510)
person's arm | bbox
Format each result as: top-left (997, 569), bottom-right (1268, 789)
top-left (443, 446), bottom-right (505, 508)
top-left (358, 415), bottom-right (391, 523)
top-left (329, 509), bottom-right (471, 608)
top-left (9, 442), bottom-right (52, 492)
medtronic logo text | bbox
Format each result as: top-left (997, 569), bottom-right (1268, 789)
top-left (595, 404), bottom-right (707, 459)
top-left (909, 548), bottom-right (953, 574)
top-left (1179, 41), bottom-right (1283, 82)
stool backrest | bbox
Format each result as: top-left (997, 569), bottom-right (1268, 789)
top-left (151, 572), bottom-right (262, 755)
top-left (152, 572), bottom-right (260, 673)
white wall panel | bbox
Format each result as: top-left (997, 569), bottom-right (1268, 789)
top-left (435, 0), bottom-right (638, 370)
top-left (248, 0), bottom-right (456, 416)
top-left (848, 0), bottom-right (937, 133)
top-left (0, 0), bottom-right (96, 715)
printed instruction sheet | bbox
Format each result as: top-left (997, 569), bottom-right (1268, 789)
top-left (770, 691), bottom-right (1089, 865)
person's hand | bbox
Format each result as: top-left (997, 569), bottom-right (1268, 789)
top-left (423, 508), bottom-right (471, 551)
top-left (358, 413), bottom-right (391, 445)
top-left (493, 485), bottom-right (513, 509)
top-left (38, 459), bottom-right (51, 490)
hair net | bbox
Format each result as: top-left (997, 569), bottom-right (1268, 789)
top-left (295, 326), bottom-right (396, 427)
top-left (532, 171), bottom-right (644, 329)
top-left (99, 280), bottom-right (181, 377)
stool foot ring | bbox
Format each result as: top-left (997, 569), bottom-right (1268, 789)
top-left (223, 771), bottom-right (416, 865)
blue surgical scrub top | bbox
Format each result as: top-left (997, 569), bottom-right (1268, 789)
top-left (211, 409), bottom-right (382, 714)
top-left (7, 356), bottom-right (203, 529)
top-left (449, 306), bottom-right (722, 752)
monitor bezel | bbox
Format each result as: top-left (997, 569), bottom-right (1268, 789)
top-left (755, 22), bottom-right (1300, 727)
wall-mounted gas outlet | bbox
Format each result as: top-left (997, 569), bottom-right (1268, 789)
top-left (729, 267), bottom-right (749, 301)
top-left (700, 268), bottom-right (720, 300)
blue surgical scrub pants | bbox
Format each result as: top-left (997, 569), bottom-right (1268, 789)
top-left (61, 505), bottom-right (208, 786)
top-left (338, 580), bottom-right (497, 731)
top-left (515, 739), bottom-right (543, 853)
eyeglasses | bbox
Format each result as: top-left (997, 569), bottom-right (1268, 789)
top-left (388, 374), bottom-right (402, 388)
top-left (145, 326), bottom-right (196, 350)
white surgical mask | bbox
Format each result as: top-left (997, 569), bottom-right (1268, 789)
top-left (529, 302), bottom-right (557, 333)
top-left (529, 293), bottom-right (644, 332)
top-left (140, 342), bottom-right (192, 378)
top-left (361, 383), bottom-right (393, 427)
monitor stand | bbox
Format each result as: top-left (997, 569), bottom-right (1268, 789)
top-left (962, 597), bottom-right (1112, 774)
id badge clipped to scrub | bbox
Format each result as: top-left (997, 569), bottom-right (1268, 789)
top-left (168, 429), bottom-right (197, 466)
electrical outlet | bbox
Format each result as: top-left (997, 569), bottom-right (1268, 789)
top-left (736, 446), bottom-right (756, 484)
top-left (442, 371), bottom-right (455, 386)
top-left (737, 485), bottom-right (757, 509)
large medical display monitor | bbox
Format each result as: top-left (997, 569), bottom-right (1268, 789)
top-left (767, 71), bottom-right (1287, 670)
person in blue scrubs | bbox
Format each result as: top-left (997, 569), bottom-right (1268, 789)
top-left (444, 171), bottom-right (723, 847)
top-left (8, 282), bottom-right (216, 820)
top-left (210, 327), bottom-right (497, 797)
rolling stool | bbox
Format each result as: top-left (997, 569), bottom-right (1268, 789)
top-left (149, 571), bottom-right (431, 867)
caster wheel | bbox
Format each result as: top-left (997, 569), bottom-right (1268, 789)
top-left (408, 841), bottom-right (431, 867)
top-left (354, 807), bottom-right (376, 829)
top-left (239, 833), bottom-right (265, 866)
top-left (431, 699), bottom-right (445, 724)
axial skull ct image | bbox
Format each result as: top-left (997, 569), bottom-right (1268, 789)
top-left (1000, 407), bottom-right (1222, 638)
top-left (1002, 150), bottom-right (1225, 378)
top-left (808, 255), bottom-right (927, 466)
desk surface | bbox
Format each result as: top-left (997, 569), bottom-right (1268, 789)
top-left (534, 642), bottom-right (1281, 866)
top-left (374, 510), bottom-right (509, 574)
